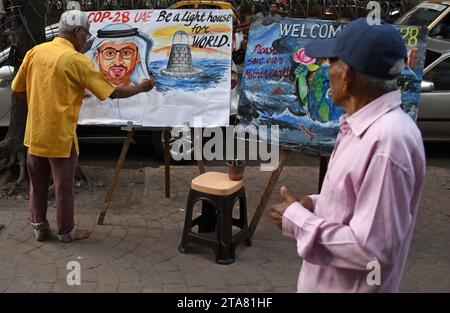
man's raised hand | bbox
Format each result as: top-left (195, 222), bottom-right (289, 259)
top-left (270, 186), bottom-right (315, 230)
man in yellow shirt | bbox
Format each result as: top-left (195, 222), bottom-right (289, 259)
top-left (11, 10), bottom-right (154, 242)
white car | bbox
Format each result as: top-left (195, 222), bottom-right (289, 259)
top-left (396, 1), bottom-right (450, 39)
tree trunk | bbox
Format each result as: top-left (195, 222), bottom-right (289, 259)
top-left (0, 0), bottom-right (46, 195)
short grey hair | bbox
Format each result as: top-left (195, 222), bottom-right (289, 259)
top-left (353, 59), bottom-right (406, 95)
top-left (59, 10), bottom-right (90, 34)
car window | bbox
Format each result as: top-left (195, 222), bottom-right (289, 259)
top-left (424, 56), bottom-right (450, 91)
top-left (430, 14), bottom-right (450, 38)
top-left (425, 49), bottom-right (442, 68)
top-left (401, 6), bottom-right (448, 27)
top-left (173, 3), bottom-right (240, 24)
top-left (198, 5), bottom-right (223, 9)
top-left (0, 48), bottom-right (10, 67)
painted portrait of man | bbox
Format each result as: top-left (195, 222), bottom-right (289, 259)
top-left (85, 23), bottom-right (153, 87)
top-left (80, 23), bottom-right (154, 124)
top-left (95, 41), bottom-right (141, 86)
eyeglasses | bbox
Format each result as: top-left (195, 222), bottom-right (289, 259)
top-left (78, 27), bottom-right (92, 40)
top-left (98, 47), bottom-right (138, 60)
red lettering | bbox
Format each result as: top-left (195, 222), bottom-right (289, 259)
top-left (112, 12), bottom-right (121, 22)
top-left (251, 44), bottom-right (275, 55)
top-left (123, 11), bottom-right (130, 23)
top-left (93, 12), bottom-right (102, 23)
top-left (87, 12), bottom-right (96, 23)
top-left (135, 11), bottom-right (152, 23)
top-left (408, 48), bottom-right (419, 68)
top-left (101, 12), bottom-right (111, 23)
top-left (252, 44), bottom-right (262, 55)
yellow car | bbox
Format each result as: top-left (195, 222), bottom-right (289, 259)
top-left (169, 0), bottom-right (242, 26)
top-left (169, 0), bottom-right (245, 58)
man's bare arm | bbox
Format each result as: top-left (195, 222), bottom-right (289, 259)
top-left (109, 78), bottom-right (154, 99)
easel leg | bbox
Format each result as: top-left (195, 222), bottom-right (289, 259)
top-left (197, 160), bottom-right (206, 174)
top-left (196, 156), bottom-right (208, 230)
top-left (164, 129), bottom-right (171, 198)
top-left (249, 149), bottom-right (289, 238)
top-left (97, 130), bottom-right (134, 225)
top-left (193, 127), bottom-right (205, 174)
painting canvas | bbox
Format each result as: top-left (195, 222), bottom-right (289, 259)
top-left (238, 19), bottom-right (428, 153)
top-left (78, 9), bottom-right (233, 127)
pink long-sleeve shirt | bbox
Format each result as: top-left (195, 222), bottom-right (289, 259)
top-left (283, 90), bottom-right (426, 292)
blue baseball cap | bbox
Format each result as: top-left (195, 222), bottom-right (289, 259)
top-left (305, 18), bottom-right (407, 79)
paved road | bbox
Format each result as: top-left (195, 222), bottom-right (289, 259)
top-left (0, 142), bottom-right (448, 292)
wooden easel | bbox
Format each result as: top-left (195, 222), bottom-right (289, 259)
top-left (97, 122), bottom-right (173, 225)
top-left (249, 148), bottom-right (330, 237)
top-left (97, 123), bottom-right (206, 225)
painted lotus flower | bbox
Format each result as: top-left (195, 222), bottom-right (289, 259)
top-left (293, 48), bottom-right (316, 66)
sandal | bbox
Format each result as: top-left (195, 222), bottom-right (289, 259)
top-left (58, 227), bottom-right (91, 243)
top-left (31, 221), bottom-right (50, 242)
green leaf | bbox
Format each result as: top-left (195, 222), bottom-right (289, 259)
top-left (306, 64), bottom-right (320, 72)
top-left (312, 75), bottom-right (323, 103)
top-left (297, 71), bottom-right (309, 107)
top-left (294, 66), bottom-right (307, 77)
top-left (319, 102), bottom-right (330, 121)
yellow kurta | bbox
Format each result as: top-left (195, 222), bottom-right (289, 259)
top-left (12, 37), bottom-right (115, 158)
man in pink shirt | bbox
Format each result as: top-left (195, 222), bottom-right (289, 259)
top-left (270, 18), bottom-right (426, 292)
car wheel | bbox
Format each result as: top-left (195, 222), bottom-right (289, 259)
top-left (150, 130), bottom-right (194, 164)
